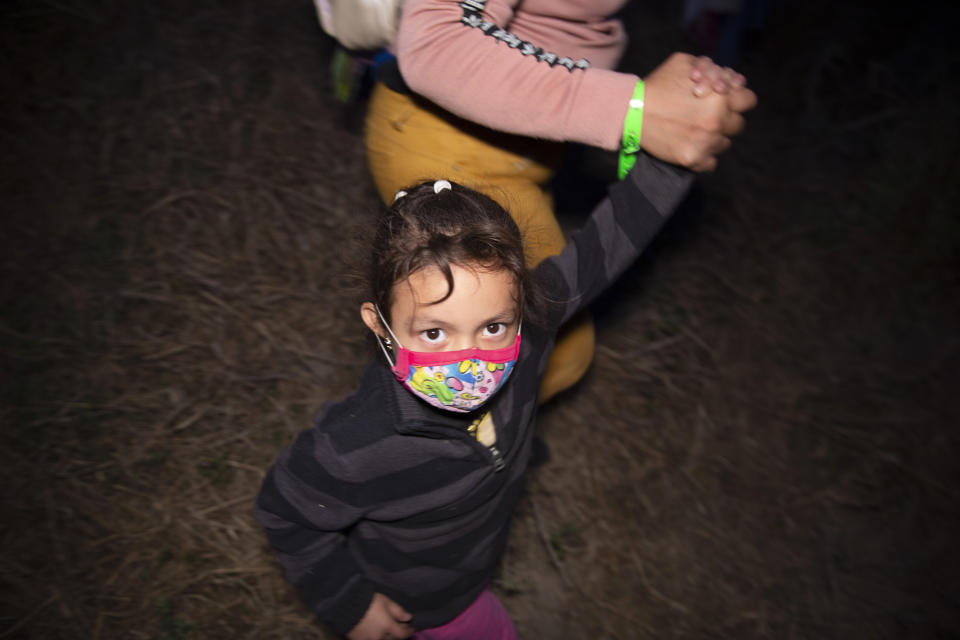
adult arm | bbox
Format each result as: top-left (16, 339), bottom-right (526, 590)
top-left (396, 0), bottom-right (756, 168)
top-left (536, 151), bottom-right (694, 329)
top-left (396, 0), bottom-right (637, 151)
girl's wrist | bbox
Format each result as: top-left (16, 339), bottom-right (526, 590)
top-left (617, 80), bottom-right (645, 180)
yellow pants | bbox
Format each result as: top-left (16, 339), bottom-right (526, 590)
top-left (364, 82), bottom-right (595, 402)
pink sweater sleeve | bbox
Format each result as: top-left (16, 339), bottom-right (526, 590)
top-left (395, 0), bottom-right (639, 151)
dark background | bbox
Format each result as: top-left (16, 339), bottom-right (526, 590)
top-left (2, 1), bottom-right (959, 638)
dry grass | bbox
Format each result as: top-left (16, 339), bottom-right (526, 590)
top-left (2, 0), bottom-right (959, 638)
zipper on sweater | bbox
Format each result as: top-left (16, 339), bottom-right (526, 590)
top-left (466, 411), bottom-right (506, 472)
top-left (488, 444), bottom-right (505, 472)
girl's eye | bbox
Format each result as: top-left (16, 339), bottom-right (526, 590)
top-left (482, 323), bottom-right (505, 338)
top-left (421, 328), bottom-right (446, 344)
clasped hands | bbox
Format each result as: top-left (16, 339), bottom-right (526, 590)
top-left (642, 52), bottom-right (758, 172)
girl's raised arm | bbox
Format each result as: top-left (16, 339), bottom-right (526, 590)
top-left (535, 154), bottom-right (694, 329)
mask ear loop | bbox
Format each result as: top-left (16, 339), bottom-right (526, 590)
top-left (373, 304), bottom-right (402, 367)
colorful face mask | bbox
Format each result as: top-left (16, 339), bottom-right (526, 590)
top-left (374, 307), bottom-right (521, 413)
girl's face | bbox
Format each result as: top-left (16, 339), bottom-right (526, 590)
top-left (362, 263), bottom-right (520, 352)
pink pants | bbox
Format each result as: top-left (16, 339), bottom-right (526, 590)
top-left (413, 590), bottom-right (518, 640)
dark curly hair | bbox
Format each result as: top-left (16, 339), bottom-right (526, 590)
top-left (367, 180), bottom-right (543, 326)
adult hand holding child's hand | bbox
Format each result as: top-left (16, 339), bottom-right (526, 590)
top-left (640, 52), bottom-right (757, 172)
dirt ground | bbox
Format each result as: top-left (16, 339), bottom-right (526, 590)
top-left (2, 1), bottom-right (959, 638)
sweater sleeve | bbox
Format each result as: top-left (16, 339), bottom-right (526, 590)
top-left (395, 0), bottom-right (639, 151)
top-left (255, 428), bottom-right (375, 636)
top-left (535, 154), bottom-right (694, 329)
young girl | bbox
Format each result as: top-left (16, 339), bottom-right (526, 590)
top-left (256, 154), bottom-right (694, 639)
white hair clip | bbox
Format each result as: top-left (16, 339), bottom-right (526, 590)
top-left (393, 190), bottom-right (407, 202)
top-left (433, 180), bottom-right (452, 194)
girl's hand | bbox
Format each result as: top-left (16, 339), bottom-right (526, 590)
top-left (347, 593), bottom-right (415, 640)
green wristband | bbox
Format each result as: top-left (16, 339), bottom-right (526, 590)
top-left (617, 80), bottom-right (645, 180)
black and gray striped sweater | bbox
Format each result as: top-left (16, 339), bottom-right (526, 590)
top-left (255, 155), bottom-right (692, 635)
